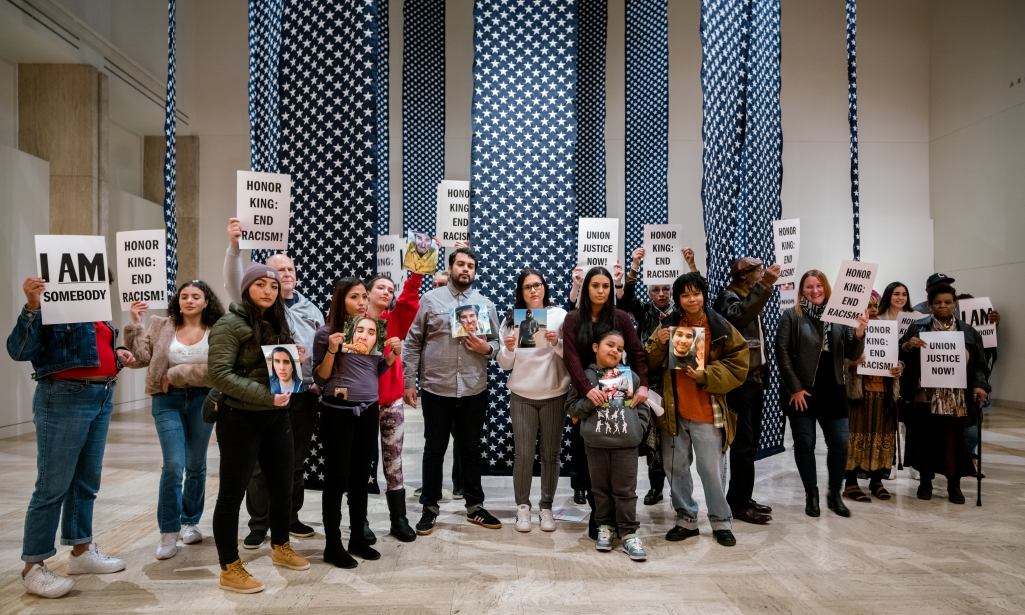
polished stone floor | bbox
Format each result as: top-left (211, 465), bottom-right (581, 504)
top-left (1, 404), bottom-right (1024, 614)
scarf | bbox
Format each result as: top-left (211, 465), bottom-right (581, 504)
top-left (926, 316), bottom-right (967, 417)
top-left (800, 296), bottom-right (826, 320)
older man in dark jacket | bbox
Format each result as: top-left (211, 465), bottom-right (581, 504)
top-left (713, 257), bottom-right (779, 525)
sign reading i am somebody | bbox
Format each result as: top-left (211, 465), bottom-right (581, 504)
top-left (36, 235), bottom-right (113, 325)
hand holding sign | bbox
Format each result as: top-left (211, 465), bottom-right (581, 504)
top-left (237, 170), bottom-right (292, 250)
top-left (130, 301), bottom-right (148, 325)
top-left (23, 277), bottom-right (45, 311)
top-left (35, 235), bottom-right (112, 325)
top-left (821, 260), bottom-right (878, 328)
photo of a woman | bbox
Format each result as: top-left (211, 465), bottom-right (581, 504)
top-left (267, 346), bottom-right (303, 394)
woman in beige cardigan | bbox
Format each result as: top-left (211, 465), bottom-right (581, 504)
top-left (125, 280), bottom-right (225, 560)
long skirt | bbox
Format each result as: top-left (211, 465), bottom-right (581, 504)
top-left (904, 402), bottom-right (975, 478)
top-left (846, 391), bottom-right (896, 473)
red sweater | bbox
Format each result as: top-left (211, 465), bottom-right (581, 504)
top-left (563, 309), bottom-right (649, 397)
top-left (378, 273), bottom-right (423, 404)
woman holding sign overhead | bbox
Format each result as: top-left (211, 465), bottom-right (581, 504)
top-left (497, 269), bottom-right (569, 533)
top-left (899, 284), bottom-right (990, 504)
top-left (776, 270), bottom-right (868, 519)
top-left (124, 280), bottom-right (225, 560)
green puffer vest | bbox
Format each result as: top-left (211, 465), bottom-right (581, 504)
top-left (208, 302), bottom-right (282, 411)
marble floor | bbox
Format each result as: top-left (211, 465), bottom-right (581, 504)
top-left (1, 404), bottom-right (1024, 615)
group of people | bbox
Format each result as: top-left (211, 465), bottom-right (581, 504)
top-left (8, 218), bottom-right (994, 597)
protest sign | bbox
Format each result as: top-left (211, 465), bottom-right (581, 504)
top-left (821, 260), bottom-right (878, 327)
top-left (959, 297), bottom-right (997, 348)
top-left (772, 219), bottom-right (800, 286)
top-left (919, 331), bottom-right (966, 389)
top-left (642, 224), bottom-right (684, 285)
top-left (451, 305), bottom-right (492, 337)
top-left (377, 235), bottom-right (405, 286)
top-left (35, 235), bottom-right (112, 325)
top-left (779, 287), bottom-right (798, 312)
top-left (435, 180), bottom-right (470, 248)
top-left (897, 311), bottom-right (929, 338)
top-left (115, 229), bottom-right (168, 311)
top-left (577, 218), bottom-right (619, 271)
top-left (237, 170), bottom-right (291, 250)
top-left (857, 321), bottom-right (899, 377)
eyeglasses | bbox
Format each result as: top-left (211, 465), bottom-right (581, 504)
top-left (523, 282), bottom-right (544, 292)
top-left (651, 288), bottom-right (671, 295)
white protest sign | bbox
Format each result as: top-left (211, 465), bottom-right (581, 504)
top-left (821, 260), bottom-right (878, 327)
top-left (237, 170), bottom-right (291, 250)
top-left (959, 297), bottom-right (997, 348)
top-left (772, 219), bottom-right (800, 286)
top-left (115, 230), bottom-right (168, 311)
top-left (577, 218), bottom-right (620, 271)
top-left (897, 311), bottom-right (929, 338)
top-left (858, 321), bottom-right (899, 377)
top-left (435, 180), bottom-right (470, 248)
top-left (36, 235), bottom-right (113, 325)
top-left (779, 287), bottom-right (798, 313)
top-left (919, 331), bottom-right (966, 389)
top-left (376, 235), bottom-right (405, 286)
top-left (642, 224), bottom-right (684, 285)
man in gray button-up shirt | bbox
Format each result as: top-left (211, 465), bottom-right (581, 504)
top-left (403, 247), bottom-right (503, 533)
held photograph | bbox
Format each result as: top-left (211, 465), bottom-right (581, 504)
top-left (451, 304), bottom-right (492, 338)
top-left (401, 230), bottom-right (440, 274)
top-left (513, 308), bottom-right (547, 348)
top-left (343, 315), bottom-right (388, 355)
top-left (263, 344), bottom-right (305, 394)
top-left (668, 326), bottom-right (705, 372)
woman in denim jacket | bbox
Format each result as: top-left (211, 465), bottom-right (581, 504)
top-left (7, 277), bottom-right (136, 599)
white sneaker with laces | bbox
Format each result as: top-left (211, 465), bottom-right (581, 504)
top-left (22, 564), bottom-right (74, 598)
top-left (515, 504), bottom-right (532, 532)
top-left (539, 508), bottom-right (556, 532)
top-left (595, 525), bottom-right (613, 551)
top-left (181, 524), bottom-right (203, 545)
top-left (908, 467), bottom-right (921, 480)
top-left (68, 543), bottom-right (125, 575)
top-left (156, 532), bottom-right (179, 560)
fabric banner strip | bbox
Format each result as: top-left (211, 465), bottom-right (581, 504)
top-left (377, 0), bottom-right (391, 236)
top-left (162, 0), bottom-right (178, 297)
top-left (846, 0), bottom-right (861, 261)
top-left (576, 0), bottom-right (607, 220)
top-left (470, 0), bottom-right (578, 475)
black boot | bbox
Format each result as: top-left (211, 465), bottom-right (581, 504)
top-left (805, 488), bottom-right (820, 517)
top-left (363, 519), bottom-right (377, 545)
top-left (348, 526), bottom-right (381, 560)
top-left (324, 536), bottom-right (357, 569)
top-left (826, 489), bottom-right (851, 517)
top-left (947, 476), bottom-right (965, 504)
top-left (386, 489), bottom-right (417, 542)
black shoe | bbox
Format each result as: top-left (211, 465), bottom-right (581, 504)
top-left (588, 513), bottom-right (598, 540)
top-left (243, 530), bottom-right (266, 550)
top-left (643, 489), bottom-right (663, 506)
top-left (386, 488), bottom-right (417, 543)
top-left (713, 530), bottom-right (737, 547)
top-left (732, 507), bottom-right (772, 525)
top-left (805, 488), bottom-right (820, 518)
top-left (947, 478), bottom-right (965, 504)
top-left (573, 489), bottom-right (586, 505)
top-left (917, 478), bottom-right (933, 500)
top-left (363, 519), bottom-right (377, 545)
top-left (414, 487), bottom-right (423, 496)
top-left (826, 489), bottom-right (851, 517)
top-left (348, 534), bottom-right (381, 561)
top-left (749, 499), bottom-right (772, 514)
top-left (452, 488), bottom-right (464, 500)
top-left (415, 511), bottom-right (437, 535)
top-left (324, 539), bottom-right (357, 569)
top-left (288, 520), bottom-right (315, 538)
top-left (467, 508), bottom-right (502, 529)
top-left (665, 526), bottom-right (700, 542)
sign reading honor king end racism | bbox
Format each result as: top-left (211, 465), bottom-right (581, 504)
top-left (36, 235), bottom-right (113, 325)
top-left (771, 218), bottom-right (800, 286)
top-left (435, 180), bottom-right (470, 248)
top-left (857, 321), bottom-right (899, 377)
top-left (577, 218), bottom-right (620, 272)
top-left (919, 331), bottom-right (967, 389)
top-left (376, 235), bottom-right (405, 287)
top-left (821, 260), bottom-right (878, 328)
top-left (237, 170), bottom-right (292, 250)
top-left (115, 230), bottom-right (168, 311)
top-left (642, 224), bottom-right (684, 285)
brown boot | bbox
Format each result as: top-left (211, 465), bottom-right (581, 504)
top-left (219, 560), bottom-right (264, 594)
top-left (272, 541), bottom-right (310, 570)
top-left (947, 477), bottom-right (965, 504)
top-left (917, 478), bottom-right (933, 500)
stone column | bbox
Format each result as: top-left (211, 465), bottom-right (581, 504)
top-left (144, 135), bottom-right (200, 285)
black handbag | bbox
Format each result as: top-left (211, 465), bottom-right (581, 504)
top-left (202, 388), bottom-right (226, 424)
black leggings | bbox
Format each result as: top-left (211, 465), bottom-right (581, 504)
top-left (845, 468), bottom-right (886, 486)
top-left (212, 407), bottom-right (293, 567)
top-left (320, 401), bottom-right (380, 543)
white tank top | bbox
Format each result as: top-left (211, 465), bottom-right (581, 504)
top-left (167, 328), bottom-right (210, 367)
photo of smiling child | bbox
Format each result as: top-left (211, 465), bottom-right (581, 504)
top-left (668, 326), bottom-right (705, 372)
top-left (263, 344), bottom-right (305, 394)
top-left (451, 304), bottom-right (492, 338)
top-left (343, 315), bottom-right (388, 355)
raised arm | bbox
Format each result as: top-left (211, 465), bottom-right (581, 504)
top-left (223, 218), bottom-right (245, 303)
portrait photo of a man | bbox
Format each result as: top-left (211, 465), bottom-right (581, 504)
top-left (451, 304), bottom-right (492, 338)
top-left (402, 230), bottom-right (439, 274)
top-left (668, 326), bottom-right (705, 371)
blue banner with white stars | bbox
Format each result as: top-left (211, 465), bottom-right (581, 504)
top-left (469, 0), bottom-right (579, 475)
top-left (162, 0), bottom-right (178, 298)
top-left (846, 0), bottom-right (861, 261)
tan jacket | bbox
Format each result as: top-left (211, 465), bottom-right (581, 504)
top-left (124, 316), bottom-right (211, 396)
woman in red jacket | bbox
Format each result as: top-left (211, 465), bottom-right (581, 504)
top-left (365, 272), bottom-right (423, 542)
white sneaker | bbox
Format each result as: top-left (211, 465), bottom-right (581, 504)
top-left (181, 524), bottom-right (203, 545)
top-left (22, 563), bottom-right (74, 598)
top-left (887, 466), bottom-right (897, 480)
top-left (515, 504), bottom-right (532, 532)
top-left (156, 532), bottom-right (179, 560)
top-left (539, 508), bottom-right (556, 532)
top-left (67, 543), bottom-right (125, 575)
top-left (908, 467), bottom-right (921, 480)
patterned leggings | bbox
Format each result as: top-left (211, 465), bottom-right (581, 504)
top-left (378, 398), bottom-right (405, 491)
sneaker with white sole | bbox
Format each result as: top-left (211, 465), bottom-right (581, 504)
top-left (67, 543), bottom-right (125, 575)
top-left (156, 532), bottom-right (179, 560)
top-left (539, 508), bottom-right (556, 532)
top-left (595, 525), bottom-right (613, 552)
top-left (622, 534), bottom-right (647, 561)
top-left (181, 524), bottom-right (203, 545)
top-left (515, 504), bottom-right (532, 533)
top-left (908, 467), bottom-right (921, 480)
top-left (22, 563), bottom-right (74, 598)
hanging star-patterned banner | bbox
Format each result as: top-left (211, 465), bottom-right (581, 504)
top-left (846, 0), bottom-right (861, 260)
top-left (576, 0), bottom-right (606, 220)
top-left (469, 0), bottom-right (579, 475)
top-left (162, 0), bottom-right (178, 297)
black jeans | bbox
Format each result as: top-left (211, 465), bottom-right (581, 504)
top-left (212, 407), bottom-right (293, 567)
top-left (789, 415), bottom-right (849, 493)
top-left (726, 380), bottom-right (764, 510)
top-left (246, 391), bottom-right (318, 531)
top-left (321, 401), bottom-right (380, 542)
top-left (419, 390), bottom-right (486, 514)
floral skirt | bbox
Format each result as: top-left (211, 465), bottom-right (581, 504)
top-left (846, 391), bottom-right (896, 472)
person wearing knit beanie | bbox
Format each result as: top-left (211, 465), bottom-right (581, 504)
top-left (241, 263), bottom-right (282, 296)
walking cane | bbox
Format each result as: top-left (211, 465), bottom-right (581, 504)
top-left (976, 398), bottom-right (983, 507)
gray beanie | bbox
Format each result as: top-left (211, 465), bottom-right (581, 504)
top-left (241, 262), bottom-right (282, 295)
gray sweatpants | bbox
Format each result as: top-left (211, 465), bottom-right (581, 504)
top-left (510, 392), bottom-right (567, 509)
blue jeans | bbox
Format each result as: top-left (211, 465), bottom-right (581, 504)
top-left (661, 416), bottom-right (733, 531)
top-left (789, 415), bottom-right (849, 493)
top-left (152, 387), bottom-right (214, 533)
top-left (22, 379), bottom-right (114, 562)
